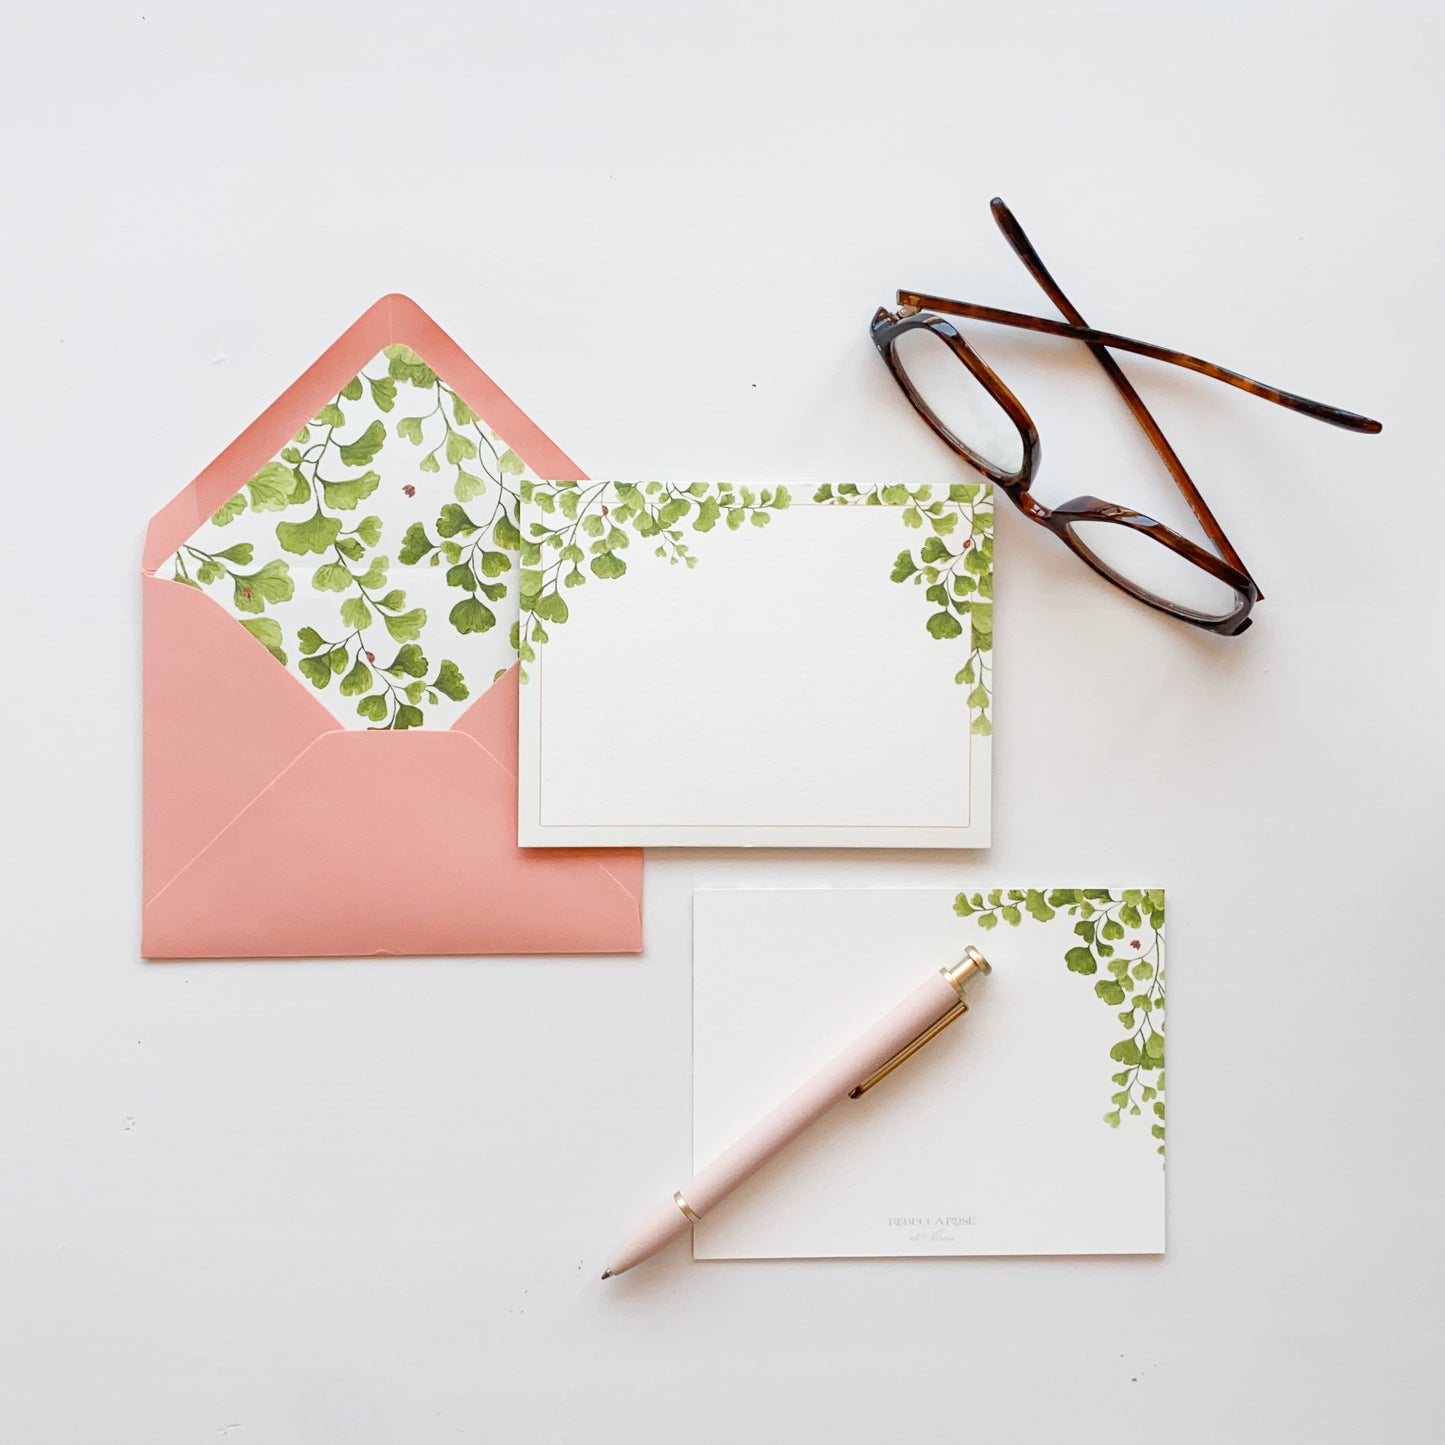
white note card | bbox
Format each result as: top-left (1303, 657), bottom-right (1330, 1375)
top-left (692, 888), bottom-right (1167, 1259)
top-left (516, 482), bottom-right (993, 848)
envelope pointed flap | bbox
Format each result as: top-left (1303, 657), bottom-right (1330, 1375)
top-left (143, 730), bottom-right (643, 959)
top-left (144, 295), bottom-right (588, 735)
top-left (145, 295), bottom-right (586, 571)
top-left (380, 295), bottom-right (584, 483)
top-left (144, 575), bottom-right (336, 901)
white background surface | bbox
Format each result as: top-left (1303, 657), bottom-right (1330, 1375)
top-left (2, 2), bottom-right (1441, 1441)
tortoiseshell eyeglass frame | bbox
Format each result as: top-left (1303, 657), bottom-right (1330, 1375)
top-left (872, 197), bottom-right (1383, 635)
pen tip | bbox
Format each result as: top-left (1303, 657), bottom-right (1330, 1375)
top-left (600, 1270), bottom-right (612, 1280)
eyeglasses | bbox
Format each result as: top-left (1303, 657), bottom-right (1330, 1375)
top-left (871, 198), bottom-right (1382, 635)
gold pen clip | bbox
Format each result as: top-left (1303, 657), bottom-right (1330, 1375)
top-left (848, 946), bottom-right (991, 1099)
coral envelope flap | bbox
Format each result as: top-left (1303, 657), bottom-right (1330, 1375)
top-left (141, 295), bottom-right (642, 958)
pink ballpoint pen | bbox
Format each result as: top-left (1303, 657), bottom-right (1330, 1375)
top-left (601, 946), bottom-right (992, 1278)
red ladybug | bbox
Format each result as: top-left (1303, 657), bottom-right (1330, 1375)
top-left (240, 586), bottom-right (253, 599)
top-left (403, 484), bottom-right (416, 497)
top-left (1130, 939), bottom-right (1141, 950)
top-left (601, 504), bottom-right (609, 515)
top-left (962, 538), bottom-right (973, 550)
top-left (366, 651), bottom-right (375, 663)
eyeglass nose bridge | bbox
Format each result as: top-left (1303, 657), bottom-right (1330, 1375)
top-left (1053, 494), bottom-right (1130, 520)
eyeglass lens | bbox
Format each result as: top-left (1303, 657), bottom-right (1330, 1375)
top-left (1064, 518), bottom-right (1242, 620)
top-left (890, 326), bottom-right (1024, 476)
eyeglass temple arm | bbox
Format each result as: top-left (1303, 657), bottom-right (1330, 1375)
top-left (895, 292), bottom-right (1383, 435)
top-left (970, 196), bottom-right (1257, 579)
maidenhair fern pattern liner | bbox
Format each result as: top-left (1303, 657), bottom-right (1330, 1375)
top-left (955, 886), bottom-right (1166, 1156)
top-left (170, 345), bottom-right (527, 730)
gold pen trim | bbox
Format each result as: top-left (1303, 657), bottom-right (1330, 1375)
top-left (942, 945), bottom-right (992, 999)
top-left (673, 1191), bottom-right (702, 1225)
top-left (849, 946), bottom-right (992, 1099)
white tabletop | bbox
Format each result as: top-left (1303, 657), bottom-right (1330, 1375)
top-left (3, 3), bottom-right (1441, 1440)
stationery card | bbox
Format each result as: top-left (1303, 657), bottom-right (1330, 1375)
top-left (516, 482), bottom-right (994, 848)
top-left (692, 887), bottom-right (1166, 1258)
top-left (142, 295), bottom-right (642, 958)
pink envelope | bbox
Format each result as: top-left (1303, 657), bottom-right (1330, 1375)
top-left (142, 295), bottom-right (643, 958)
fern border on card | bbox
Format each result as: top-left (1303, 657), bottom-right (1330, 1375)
top-left (816, 482), bottom-right (993, 734)
top-left (510, 480), bottom-right (995, 734)
top-left (955, 887), bottom-right (1166, 1161)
